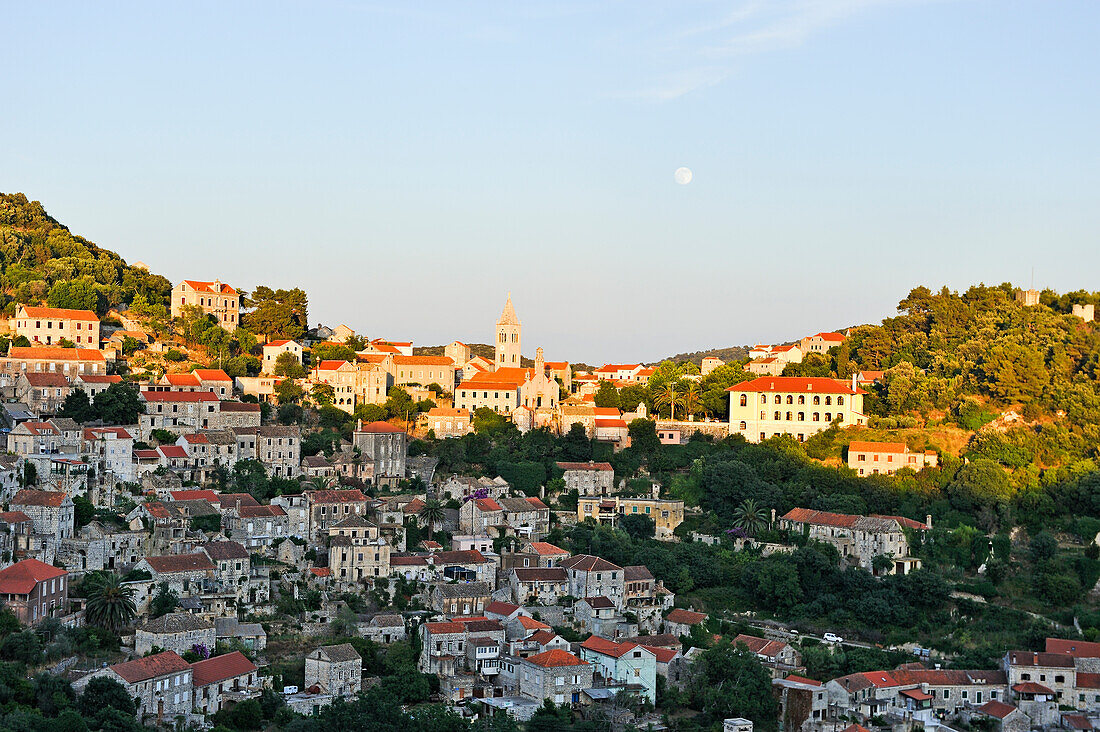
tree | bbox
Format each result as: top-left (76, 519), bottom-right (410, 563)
top-left (59, 389), bottom-right (95, 423)
top-left (274, 351), bottom-right (307, 378)
top-left (149, 582), bottom-right (180, 618)
top-left (311, 382), bottom-right (335, 407)
top-left (79, 677), bottom-right (136, 718)
top-left (654, 382), bottom-right (681, 420)
top-left (681, 382), bottom-right (702, 418)
top-left (47, 278), bottom-right (100, 313)
top-left (689, 641), bottom-right (778, 727)
top-left (593, 381), bottom-right (621, 409)
top-left (92, 383), bottom-right (142, 424)
top-left (620, 513), bottom-right (655, 540)
top-left (418, 499), bottom-right (445, 543)
top-left (242, 286), bottom-right (308, 340)
top-left (274, 379), bottom-right (305, 405)
top-left (628, 418), bottom-right (661, 455)
top-left (0, 630), bottom-right (43, 664)
top-left (731, 498), bottom-right (768, 536)
top-left (310, 342), bottom-right (355, 363)
top-left (73, 496), bottom-right (95, 529)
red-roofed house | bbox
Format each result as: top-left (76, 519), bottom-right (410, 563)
top-left (799, 331), bottom-right (846, 355)
top-left (11, 488), bottom-right (75, 542)
top-left (304, 488), bottom-right (368, 541)
top-left (728, 375), bottom-right (865, 443)
top-left (262, 339), bottom-right (303, 374)
top-left (665, 608), bottom-right (708, 636)
top-left (171, 279), bottom-right (239, 325)
top-left (0, 558), bottom-right (68, 624)
top-left (848, 440), bottom-right (938, 476)
top-left (1, 347), bottom-right (106, 381)
top-left (12, 305), bottom-right (100, 347)
top-left (579, 635), bottom-right (658, 702)
top-left (459, 496), bottom-right (504, 534)
top-left (732, 633), bottom-right (802, 674)
top-left (190, 651), bottom-right (260, 714)
top-left (138, 390), bottom-right (222, 439)
top-left (351, 419), bottom-right (408, 484)
top-left (1046, 638), bottom-right (1100, 658)
top-left (779, 508), bottom-right (925, 575)
top-left (75, 650), bottom-right (193, 722)
top-left (518, 650), bottom-right (593, 704)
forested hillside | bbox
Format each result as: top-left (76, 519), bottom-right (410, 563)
top-left (0, 193), bottom-right (172, 316)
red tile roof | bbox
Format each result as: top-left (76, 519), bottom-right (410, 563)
top-left (666, 608), bottom-right (707, 625)
top-left (158, 446), bottom-right (188, 459)
top-left (165, 373), bottom-right (202, 386)
top-left (527, 542), bottom-right (569, 556)
top-left (0, 511), bottom-right (31, 524)
top-left (1046, 637), bottom-right (1100, 658)
top-left (308, 567), bottom-right (331, 577)
top-left (0, 558), bottom-right (67, 594)
top-left (733, 633), bottom-right (789, 658)
top-left (485, 601), bottom-right (520, 617)
top-left (192, 369), bottom-right (232, 382)
top-left (474, 498), bottom-right (502, 512)
top-left (141, 390), bottom-right (220, 402)
top-left (525, 649), bottom-right (588, 668)
top-left (643, 645), bottom-right (679, 664)
top-left (266, 340), bottom-right (293, 347)
top-left (424, 621), bottom-right (466, 635)
top-left (181, 280), bottom-right (237, 295)
top-left (849, 441), bottom-right (907, 454)
top-left (18, 305), bottom-right (98, 320)
top-left (190, 651), bottom-right (256, 687)
top-left (84, 427), bottom-right (132, 440)
top-left (727, 376), bottom-right (862, 395)
top-left (1077, 673), bottom-right (1100, 689)
top-left (580, 635), bottom-right (638, 658)
top-left (357, 421), bottom-right (406, 434)
top-left (392, 355), bottom-right (454, 366)
top-left (517, 616), bottom-right (551, 631)
top-left (434, 550), bottom-right (488, 565)
top-left (238, 504), bottom-right (287, 518)
top-left (171, 490), bottom-right (220, 503)
top-left (1013, 682), bottom-right (1055, 695)
top-left (214, 493), bottom-right (260, 508)
top-left (110, 651), bottom-right (191, 683)
top-left (556, 461), bottom-right (614, 471)
top-left (560, 554), bottom-right (622, 573)
top-left (781, 507), bottom-right (859, 528)
top-left (784, 674), bottom-right (822, 686)
top-left (12, 489), bottom-right (68, 507)
top-left (145, 553), bottom-right (215, 574)
top-left (22, 372), bottom-right (69, 387)
top-left (1007, 651), bottom-right (1075, 668)
top-left (9, 347), bottom-right (105, 361)
top-left (306, 489), bottom-right (367, 504)
top-left (978, 701), bottom-right (1017, 719)
top-left (526, 497), bottom-right (548, 510)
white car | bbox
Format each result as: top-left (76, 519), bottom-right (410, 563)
top-left (823, 633), bottom-right (843, 644)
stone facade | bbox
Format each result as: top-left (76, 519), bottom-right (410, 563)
top-left (518, 649), bottom-right (593, 705)
top-left (305, 644), bottom-right (363, 698)
top-left (171, 279), bottom-right (240, 326)
top-left (135, 613), bottom-right (216, 656)
top-left (557, 461), bottom-right (615, 497)
top-left (728, 376), bottom-right (866, 443)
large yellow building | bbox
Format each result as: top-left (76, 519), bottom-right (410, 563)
top-left (727, 376), bottom-right (866, 443)
top-left (12, 305), bottom-right (100, 347)
top-left (171, 280), bottom-right (240, 326)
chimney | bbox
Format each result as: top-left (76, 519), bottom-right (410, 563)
top-left (925, 514), bottom-right (932, 530)
top-left (851, 373), bottom-right (857, 392)
top-left (771, 508), bottom-right (776, 526)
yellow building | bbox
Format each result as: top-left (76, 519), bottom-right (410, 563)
top-left (727, 376), bottom-right (865, 443)
top-left (327, 516), bottom-right (390, 589)
top-left (577, 496), bottom-right (685, 540)
top-left (171, 280), bottom-right (240, 326)
top-left (495, 294), bottom-right (522, 368)
top-left (391, 355), bottom-right (456, 388)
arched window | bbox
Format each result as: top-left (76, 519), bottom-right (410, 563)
top-left (774, 395), bottom-right (781, 404)
top-left (825, 412), bottom-right (832, 422)
top-left (786, 395), bottom-right (793, 404)
top-left (739, 394), bottom-right (747, 407)
top-left (739, 421), bottom-right (747, 430)
top-left (837, 413), bottom-right (844, 422)
top-left (786, 411), bottom-right (793, 421)
top-left (760, 411), bottom-right (766, 420)
top-left (825, 396), bottom-right (832, 406)
top-left (774, 411), bottom-right (781, 420)
top-left (798, 412), bottom-right (805, 421)
top-left (798, 395), bottom-right (805, 405)
top-left (813, 396), bottom-right (820, 405)
top-left (813, 413), bottom-right (820, 422)
top-left (760, 395), bottom-right (767, 404)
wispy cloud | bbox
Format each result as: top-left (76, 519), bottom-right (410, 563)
top-left (624, 0), bottom-right (938, 101)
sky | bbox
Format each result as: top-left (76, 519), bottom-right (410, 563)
top-left (2, 1), bottom-right (1098, 364)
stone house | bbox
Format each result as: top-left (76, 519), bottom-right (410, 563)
top-left (72, 373), bottom-right (123, 399)
top-left (58, 520), bottom-right (147, 572)
top-left (509, 568), bottom-right (569, 606)
top-left (664, 608), bottom-right (708, 637)
top-left (199, 541), bottom-right (251, 600)
top-left (327, 516), bottom-right (391, 588)
top-left (138, 391), bottom-right (222, 438)
top-left (779, 508), bottom-right (927, 575)
top-left (424, 407), bottom-right (470, 438)
top-left (573, 595), bottom-right (621, 635)
top-left (502, 541), bottom-right (571, 571)
top-left (429, 580), bottom-right (491, 616)
top-left (419, 620), bottom-right (468, 676)
top-left (218, 401), bottom-right (262, 429)
top-left (8, 421), bottom-right (65, 457)
top-left (848, 441), bottom-right (938, 476)
top-left (560, 554), bottom-right (625, 609)
top-left (16, 372), bottom-right (70, 414)
top-left (223, 504), bottom-right (289, 553)
top-left (391, 355), bottom-right (456, 388)
top-left (975, 700), bottom-right (1030, 732)
top-left (10, 489), bottom-right (75, 543)
top-left (135, 552), bottom-right (217, 598)
top-left (557, 461), bottom-right (615, 497)
top-left (135, 612), bottom-right (216, 656)
top-left (214, 616), bottom-right (267, 652)
top-left (74, 651), bottom-right (193, 725)
top-left (191, 650), bottom-right (260, 716)
top-left (518, 649), bottom-right (593, 706)
top-left (351, 420), bottom-right (407, 483)
top-left (733, 633), bottom-right (803, 675)
top-left (0, 558), bottom-right (68, 625)
top-left (1, 346), bottom-right (107, 383)
top-left (271, 493), bottom-right (309, 538)
top-left (82, 427), bottom-right (135, 484)
top-left (235, 425), bottom-right (301, 477)
top-left (362, 614), bottom-right (406, 644)
top-left (459, 497), bottom-right (504, 535)
top-left (305, 644), bottom-right (363, 698)
top-left (499, 497), bottom-right (551, 539)
top-left (304, 488), bottom-right (369, 543)
top-left (727, 375), bottom-right (865, 443)
top-left (0, 511), bottom-right (33, 563)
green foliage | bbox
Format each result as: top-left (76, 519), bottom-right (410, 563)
top-left (0, 631), bottom-right (42, 665)
top-left (310, 342), bottom-right (355, 363)
top-left (274, 351), bottom-right (307, 378)
top-left (619, 513), bottom-right (655, 540)
top-left (72, 496), bottom-right (95, 529)
top-left (242, 286), bottom-right (308, 340)
top-left (593, 381), bottom-right (621, 409)
top-left (59, 389), bottom-right (95, 423)
top-left (686, 641), bottom-right (778, 729)
top-left (78, 676), bottom-right (135, 718)
top-left (190, 513), bottom-right (223, 533)
top-left (149, 582), bottom-right (180, 618)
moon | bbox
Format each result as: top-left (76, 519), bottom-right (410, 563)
top-left (674, 167), bottom-right (693, 185)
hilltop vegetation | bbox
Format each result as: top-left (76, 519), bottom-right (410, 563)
top-left (0, 193), bottom-right (171, 316)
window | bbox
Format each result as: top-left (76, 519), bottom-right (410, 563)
top-left (739, 394), bottom-right (747, 407)
top-left (786, 395), bottom-right (793, 404)
top-left (838, 396), bottom-right (844, 405)
top-left (774, 411), bottom-right (781, 420)
top-left (813, 413), bottom-right (820, 422)
top-left (798, 412), bottom-right (804, 421)
top-left (739, 421), bottom-right (747, 430)
top-left (813, 396), bottom-right (820, 405)
top-left (773, 395), bottom-right (781, 404)
top-left (760, 395), bottom-right (767, 404)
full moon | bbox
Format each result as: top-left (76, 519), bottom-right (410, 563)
top-left (674, 167), bottom-right (693, 185)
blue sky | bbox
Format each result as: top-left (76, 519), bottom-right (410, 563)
top-left (2, 1), bottom-right (1097, 364)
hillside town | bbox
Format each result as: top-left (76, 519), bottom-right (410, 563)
top-left (0, 259), bottom-right (1096, 732)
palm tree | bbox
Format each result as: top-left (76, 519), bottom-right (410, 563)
top-left (654, 382), bottom-right (681, 420)
top-left (84, 573), bottom-right (137, 631)
top-left (681, 383), bottom-right (701, 421)
top-left (308, 475), bottom-right (338, 492)
top-left (418, 499), bottom-right (446, 543)
top-left (731, 498), bottom-right (769, 537)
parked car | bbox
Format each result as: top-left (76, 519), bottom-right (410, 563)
top-left (823, 633), bottom-right (843, 644)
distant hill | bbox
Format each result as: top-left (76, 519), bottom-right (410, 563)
top-left (0, 192), bottom-right (172, 316)
top-left (661, 345), bottom-right (750, 366)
